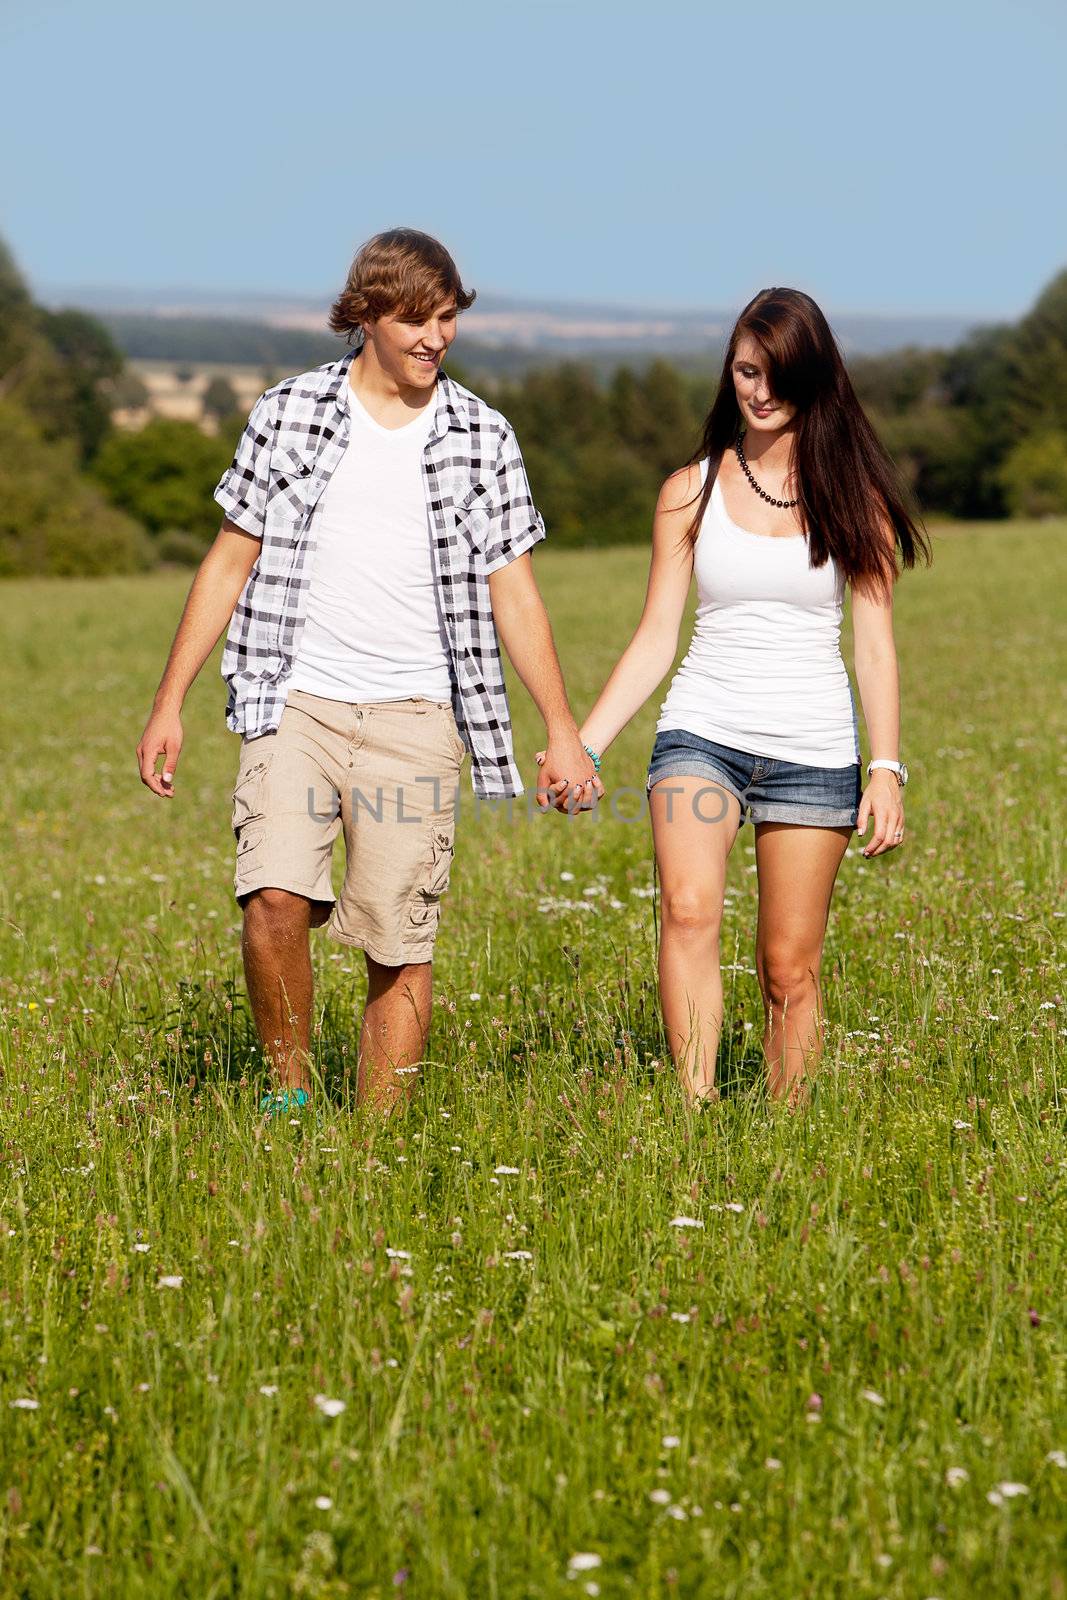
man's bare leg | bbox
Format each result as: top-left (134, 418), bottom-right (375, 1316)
top-left (358, 956), bottom-right (432, 1114)
top-left (241, 887), bottom-right (329, 1095)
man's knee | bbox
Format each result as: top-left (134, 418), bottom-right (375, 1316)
top-left (242, 886), bottom-right (313, 936)
top-left (365, 952), bottom-right (432, 989)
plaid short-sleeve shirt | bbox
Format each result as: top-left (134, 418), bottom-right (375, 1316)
top-left (213, 349), bottom-right (546, 798)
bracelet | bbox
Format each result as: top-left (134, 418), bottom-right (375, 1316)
top-left (583, 743), bottom-right (602, 774)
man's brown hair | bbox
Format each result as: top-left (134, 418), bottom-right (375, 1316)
top-left (328, 228), bottom-right (476, 343)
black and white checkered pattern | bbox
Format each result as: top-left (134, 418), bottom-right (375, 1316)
top-left (213, 350), bottom-right (546, 798)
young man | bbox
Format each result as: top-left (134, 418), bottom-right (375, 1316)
top-left (137, 228), bottom-right (601, 1116)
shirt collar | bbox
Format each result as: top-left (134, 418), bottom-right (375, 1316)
top-left (320, 348), bottom-right (469, 439)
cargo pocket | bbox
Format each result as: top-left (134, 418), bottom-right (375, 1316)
top-left (234, 823), bottom-right (267, 887)
top-left (408, 821), bottom-right (456, 936)
top-left (231, 750), bottom-right (274, 837)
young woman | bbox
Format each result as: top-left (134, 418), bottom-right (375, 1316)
top-left (575, 288), bottom-right (930, 1106)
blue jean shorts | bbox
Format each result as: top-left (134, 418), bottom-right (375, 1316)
top-left (646, 727), bottom-right (861, 829)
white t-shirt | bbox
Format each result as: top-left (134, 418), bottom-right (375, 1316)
top-left (657, 464), bottom-right (859, 766)
top-left (287, 382), bottom-right (452, 703)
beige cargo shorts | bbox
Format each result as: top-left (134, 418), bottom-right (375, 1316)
top-left (231, 688), bottom-right (465, 966)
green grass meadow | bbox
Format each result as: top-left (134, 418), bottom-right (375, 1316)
top-left (1, 521), bottom-right (1065, 1598)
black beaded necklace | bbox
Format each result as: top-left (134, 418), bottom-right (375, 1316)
top-left (735, 432), bottom-right (799, 510)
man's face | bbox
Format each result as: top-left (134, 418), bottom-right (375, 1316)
top-left (363, 297), bottom-right (458, 390)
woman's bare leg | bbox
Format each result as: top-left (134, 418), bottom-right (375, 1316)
top-left (651, 777), bottom-right (742, 1102)
top-left (753, 822), bottom-right (852, 1102)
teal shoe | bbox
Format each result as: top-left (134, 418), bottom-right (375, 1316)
top-left (259, 1086), bottom-right (310, 1120)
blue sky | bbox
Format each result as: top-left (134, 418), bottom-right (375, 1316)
top-left (1, 0), bottom-right (1063, 318)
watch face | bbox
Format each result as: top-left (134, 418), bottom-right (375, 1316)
top-left (899, 763), bottom-right (909, 785)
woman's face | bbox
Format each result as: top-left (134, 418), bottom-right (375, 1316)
top-left (731, 335), bottom-right (797, 432)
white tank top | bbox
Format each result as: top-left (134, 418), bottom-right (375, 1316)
top-left (657, 459), bottom-right (859, 767)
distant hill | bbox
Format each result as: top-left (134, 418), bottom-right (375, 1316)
top-left (35, 282), bottom-right (978, 376)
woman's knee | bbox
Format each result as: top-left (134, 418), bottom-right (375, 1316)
top-left (758, 943), bottom-right (820, 1007)
top-left (661, 886), bottom-right (722, 941)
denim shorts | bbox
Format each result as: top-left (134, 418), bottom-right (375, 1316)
top-left (646, 727), bottom-right (861, 829)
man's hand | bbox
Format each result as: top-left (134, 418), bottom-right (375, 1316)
top-left (137, 704), bottom-right (184, 798)
top-left (535, 736), bottom-right (604, 814)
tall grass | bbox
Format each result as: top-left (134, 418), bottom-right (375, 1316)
top-left (0, 520), bottom-right (1064, 1597)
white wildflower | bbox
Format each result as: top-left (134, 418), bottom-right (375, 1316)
top-left (132, 1243), bottom-right (150, 1253)
top-left (764, 1457), bottom-right (782, 1471)
top-left (314, 1495), bottom-right (333, 1510)
top-left (10, 1398), bottom-right (39, 1411)
top-left (157, 1275), bottom-right (183, 1290)
top-left (494, 1165), bottom-right (521, 1175)
top-left (649, 1488), bottom-right (671, 1505)
top-left (567, 1552), bottom-right (601, 1572)
top-left (503, 1250), bottom-right (533, 1261)
top-left (662, 1435), bottom-right (681, 1449)
top-left (668, 1216), bottom-right (703, 1230)
top-left (259, 1385), bottom-right (279, 1397)
top-left (861, 1389), bottom-right (885, 1407)
top-left (1046, 1449), bottom-right (1067, 1469)
top-left (945, 1466), bottom-right (969, 1487)
top-left (314, 1394), bottom-right (346, 1418)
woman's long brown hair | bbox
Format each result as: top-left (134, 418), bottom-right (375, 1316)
top-left (686, 288), bottom-right (931, 596)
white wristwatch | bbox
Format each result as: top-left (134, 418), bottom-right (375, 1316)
top-left (867, 759), bottom-right (908, 787)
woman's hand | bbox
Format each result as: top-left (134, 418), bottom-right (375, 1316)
top-left (857, 769), bottom-right (905, 857)
top-left (534, 750), bottom-right (604, 813)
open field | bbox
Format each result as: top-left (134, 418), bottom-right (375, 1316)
top-left (1, 522), bottom-right (1064, 1597)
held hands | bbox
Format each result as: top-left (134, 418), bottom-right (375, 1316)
top-left (534, 730), bottom-right (604, 814)
top-left (857, 769), bottom-right (905, 857)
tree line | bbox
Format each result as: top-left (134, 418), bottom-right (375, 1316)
top-left (2, 234), bottom-right (1065, 577)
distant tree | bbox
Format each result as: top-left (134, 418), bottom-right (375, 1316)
top-left (849, 347), bottom-right (947, 415)
top-left (939, 324), bottom-right (1017, 514)
top-left (0, 238), bottom-right (130, 463)
top-left (108, 370), bottom-right (151, 411)
top-left (610, 360), bottom-right (699, 478)
top-left (156, 527), bottom-right (214, 565)
top-left (0, 236), bottom-right (40, 378)
top-left (0, 400), bottom-right (151, 576)
top-left (202, 375), bottom-right (239, 424)
top-left (568, 440), bottom-right (658, 543)
top-left (37, 306), bottom-right (123, 461)
top-left (872, 403), bottom-right (989, 519)
top-left (998, 432), bottom-right (1067, 518)
top-left (90, 418), bottom-right (234, 544)
top-left (1004, 269), bottom-right (1067, 438)
top-left (496, 363), bottom-right (606, 451)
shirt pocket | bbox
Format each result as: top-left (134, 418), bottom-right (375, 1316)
top-left (453, 481), bottom-right (493, 552)
top-left (267, 445), bottom-right (317, 526)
